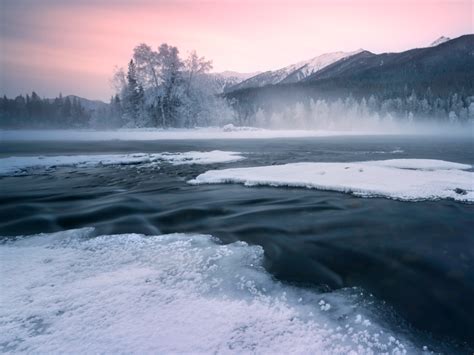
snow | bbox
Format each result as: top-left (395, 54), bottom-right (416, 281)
top-left (222, 123), bottom-right (261, 132)
top-left (0, 228), bottom-right (420, 353)
top-left (230, 50), bottom-right (363, 90)
top-left (189, 159), bottom-right (474, 202)
top-left (0, 151), bottom-right (244, 176)
top-left (214, 70), bottom-right (261, 81)
top-left (0, 128), bottom-right (382, 141)
top-left (282, 50), bottom-right (363, 83)
top-left (430, 36), bottom-right (450, 47)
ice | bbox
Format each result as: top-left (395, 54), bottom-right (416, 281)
top-left (0, 151), bottom-right (244, 176)
top-left (0, 228), bottom-right (421, 353)
top-left (157, 150), bottom-right (244, 165)
top-left (189, 159), bottom-right (473, 202)
top-left (0, 128), bottom-right (381, 142)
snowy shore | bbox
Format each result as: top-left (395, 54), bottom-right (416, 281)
top-left (0, 127), bottom-right (388, 142)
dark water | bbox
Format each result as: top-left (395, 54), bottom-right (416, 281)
top-left (1, 135), bottom-right (473, 351)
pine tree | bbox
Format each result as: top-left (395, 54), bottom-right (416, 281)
top-left (123, 59), bottom-right (145, 126)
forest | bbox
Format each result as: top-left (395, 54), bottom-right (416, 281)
top-left (0, 93), bottom-right (91, 128)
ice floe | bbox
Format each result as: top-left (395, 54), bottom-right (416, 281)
top-left (0, 151), bottom-right (244, 176)
top-left (189, 159), bottom-right (473, 202)
top-left (0, 228), bottom-right (421, 353)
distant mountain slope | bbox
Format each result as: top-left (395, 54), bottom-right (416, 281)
top-left (208, 71), bottom-right (261, 93)
top-left (430, 36), bottom-right (451, 46)
top-left (227, 50), bottom-right (362, 92)
top-left (301, 50), bottom-right (376, 81)
top-left (47, 95), bottom-right (108, 111)
top-left (302, 34), bottom-right (474, 95)
top-left (227, 34), bottom-right (474, 106)
top-left (67, 95), bottom-right (108, 111)
top-left (216, 71), bottom-right (260, 81)
top-left (280, 50), bottom-right (363, 84)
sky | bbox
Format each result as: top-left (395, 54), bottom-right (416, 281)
top-left (0, 0), bottom-right (472, 101)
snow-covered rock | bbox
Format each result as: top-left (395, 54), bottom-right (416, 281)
top-left (189, 159), bottom-right (474, 202)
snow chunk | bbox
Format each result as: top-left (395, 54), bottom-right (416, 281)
top-left (157, 150), bottom-right (244, 165)
top-left (0, 151), bottom-right (244, 176)
top-left (0, 228), bottom-right (419, 353)
top-left (222, 123), bottom-right (261, 132)
top-left (189, 159), bottom-right (473, 202)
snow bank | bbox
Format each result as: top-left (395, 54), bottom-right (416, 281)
top-left (0, 228), bottom-right (420, 353)
top-left (222, 123), bottom-right (261, 132)
top-left (0, 128), bottom-right (381, 141)
top-left (0, 151), bottom-right (244, 176)
top-left (190, 159), bottom-right (473, 202)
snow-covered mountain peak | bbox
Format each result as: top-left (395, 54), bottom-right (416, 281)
top-left (215, 71), bottom-right (261, 81)
top-left (430, 36), bottom-right (450, 47)
top-left (290, 49), bottom-right (364, 78)
top-left (227, 49), bottom-right (364, 91)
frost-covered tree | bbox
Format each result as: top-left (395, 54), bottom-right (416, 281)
top-left (156, 44), bottom-right (184, 127)
top-left (111, 42), bottom-right (236, 128)
top-left (122, 60), bottom-right (146, 127)
top-left (133, 43), bottom-right (161, 91)
top-left (184, 51), bottom-right (212, 94)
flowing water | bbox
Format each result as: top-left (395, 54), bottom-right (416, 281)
top-left (1, 134), bottom-right (473, 353)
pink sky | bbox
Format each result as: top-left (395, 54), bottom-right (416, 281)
top-left (1, 0), bottom-right (472, 101)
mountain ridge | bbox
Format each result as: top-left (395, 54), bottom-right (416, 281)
top-left (226, 50), bottom-right (363, 92)
top-left (226, 34), bottom-right (473, 98)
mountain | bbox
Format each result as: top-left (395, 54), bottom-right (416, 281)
top-left (302, 34), bottom-right (473, 94)
top-left (227, 50), bottom-right (363, 92)
top-left (69, 95), bottom-right (108, 111)
top-left (208, 71), bottom-right (261, 93)
top-left (216, 71), bottom-right (261, 81)
top-left (47, 95), bottom-right (108, 111)
top-left (226, 34), bottom-right (474, 103)
top-left (431, 36), bottom-right (451, 47)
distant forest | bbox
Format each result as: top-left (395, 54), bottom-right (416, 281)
top-left (0, 93), bottom-right (92, 129)
top-left (1, 88), bottom-right (472, 130)
top-left (229, 88), bottom-right (474, 129)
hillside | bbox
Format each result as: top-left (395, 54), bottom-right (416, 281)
top-left (226, 35), bottom-right (474, 107)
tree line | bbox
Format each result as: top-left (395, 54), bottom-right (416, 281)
top-left (229, 85), bottom-right (474, 128)
top-left (0, 43), bottom-right (236, 129)
top-left (0, 93), bottom-right (91, 128)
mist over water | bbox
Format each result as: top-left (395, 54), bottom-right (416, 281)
top-left (246, 112), bottom-right (474, 136)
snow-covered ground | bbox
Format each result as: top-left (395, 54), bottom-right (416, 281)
top-left (0, 151), bottom-right (244, 176)
top-left (0, 128), bottom-right (383, 141)
top-left (190, 159), bottom-right (474, 202)
top-left (0, 228), bottom-right (420, 353)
